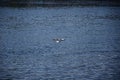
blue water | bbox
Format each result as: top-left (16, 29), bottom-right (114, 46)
top-left (0, 7), bottom-right (120, 80)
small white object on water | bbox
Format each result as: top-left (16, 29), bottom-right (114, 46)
top-left (56, 40), bottom-right (60, 43)
top-left (53, 38), bottom-right (65, 43)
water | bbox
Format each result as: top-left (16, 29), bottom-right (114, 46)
top-left (0, 7), bottom-right (120, 80)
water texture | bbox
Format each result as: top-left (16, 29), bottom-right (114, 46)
top-left (0, 7), bottom-right (120, 80)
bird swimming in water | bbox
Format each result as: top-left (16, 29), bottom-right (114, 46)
top-left (53, 38), bottom-right (65, 43)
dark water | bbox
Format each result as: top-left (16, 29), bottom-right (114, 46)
top-left (0, 7), bottom-right (120, 80)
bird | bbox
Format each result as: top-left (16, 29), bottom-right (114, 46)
top-left (53, 38), bottom-right (65, 43)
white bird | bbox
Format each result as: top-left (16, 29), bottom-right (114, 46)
top-left (53, 38), bottom-right (65, 43)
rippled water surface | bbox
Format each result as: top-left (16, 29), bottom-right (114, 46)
top-left (0, 7), bottom-right (120, 80)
